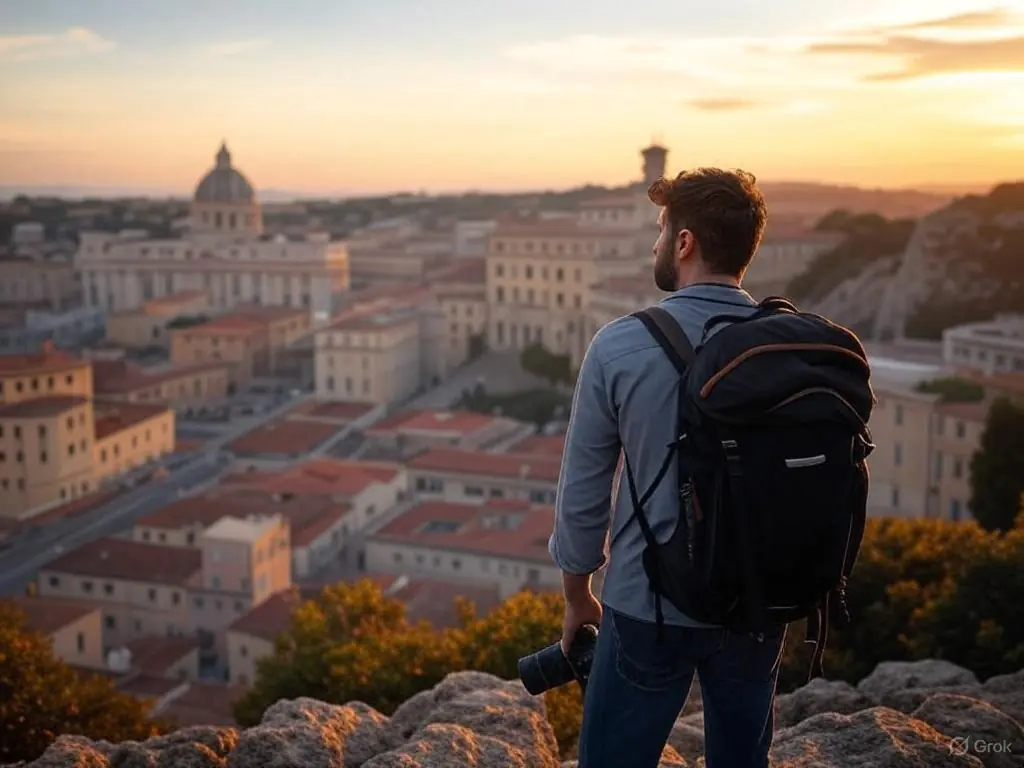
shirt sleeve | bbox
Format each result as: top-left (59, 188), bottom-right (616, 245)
top-left (548, 336), bottom-right (621, 575)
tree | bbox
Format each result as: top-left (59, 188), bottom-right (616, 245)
top-left (970, 397), bottom-right (1024, 531)
top-left (0, 604), bottom-right (162, 763)
top-left (520, 343), bottom-right (574, 387)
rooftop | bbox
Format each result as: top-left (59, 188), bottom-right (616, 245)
top-left (366, 409), bottom-right (505, 438)
top-left (6, 596), bottom-right (99, 635)
top-left (122, 635), bottom-right (199, 676)
top-left (0, 395), bottom-right (88, 419)
top-left (372, 500), bottom-right (554, 563)
top-left (159, 681), bottom-right (247, 726)
top-left (505, 433), bottom-right (566, 458)
top-left (93, 359), bottom-right (229, 396)
top-left (93, 401), bottom-right (171, 440)
top-left (407, 448), bottom-right (562, 483)
top-left (138, 495), bottom-right (266, 531)
top-left (0, 347), bottom-right (87, 376)
top-left (203, 514), bottom-right (283, 544)
top-left (228, 588), bottom-right (302, 642)
top-left (221, 457), bottom-right (401, 498)
top-left (226, 418), bottom-right (339, 457)
top-left (294, 401), bottom-right (378, 422)
top-left (44, 538), bottom-right (202, 586)
top-left (116, 674), bottom-right (186, 699)
top-left (171, 304), bottom-right (306, 337)
top-left (935, 400), bottom-right (989, 423)
top-left (327, 306), bottom-right (421, 333)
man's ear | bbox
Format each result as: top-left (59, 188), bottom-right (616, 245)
top-left (675, 228), bottom-right (694, 260)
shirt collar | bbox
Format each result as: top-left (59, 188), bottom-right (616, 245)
top-left (664, 281), bottom-right (756, 304)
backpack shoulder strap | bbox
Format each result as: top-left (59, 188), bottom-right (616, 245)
top-left (631, 306), bottom-right (696, 376)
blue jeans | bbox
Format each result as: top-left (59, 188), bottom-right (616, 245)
top-left (577, 607), bottom-right (786, 768)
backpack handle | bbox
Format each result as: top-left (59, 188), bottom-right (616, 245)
top-left (701, 296), bottom-right (799, 340)
top-left (632, 306), bottom-right (696, 376)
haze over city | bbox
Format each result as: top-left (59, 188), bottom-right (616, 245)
top-left (2, 0), bottom-right (1023, 196)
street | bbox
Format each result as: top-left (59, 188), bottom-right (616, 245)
top-left (0, 392), bottom-right (315, 597)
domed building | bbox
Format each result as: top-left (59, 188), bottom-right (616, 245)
top-left (190, 142), bottom-right (263, 236)
top-left (76, 141), bottom-right (350, 319)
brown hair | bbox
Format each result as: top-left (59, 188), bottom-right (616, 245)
top-left (648, 167), bottom-right (767, 277)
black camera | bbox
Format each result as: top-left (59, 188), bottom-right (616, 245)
top-left (517, 623), bottom-right (599, 695)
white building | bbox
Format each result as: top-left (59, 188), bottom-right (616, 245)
top-left (75, 143), bottom-right (350, 318)
top-left (942, 313), bottom-right (1024, 375)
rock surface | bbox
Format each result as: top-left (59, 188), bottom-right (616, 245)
top-left (9, 661), bottom-right (1024, 767)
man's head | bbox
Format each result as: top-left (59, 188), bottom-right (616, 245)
top-left (649, 167), bottom-right (767, 292)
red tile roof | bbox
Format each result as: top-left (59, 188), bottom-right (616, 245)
top-left (44, 538), bottom-right (202, 586)
top-left (116, 674), bottom-right (187, 699)
top-left (6, 596), bottom-right (99, 635)
top-left (0, 395), bottom-right (88, 418)
top-left (407, 448), bottom-right (561, 482)
top-left (366, 409), bottom-right (501, 438)
top-left (173, 304), bottom-right (306, 337)
top-left (221, 458), bottom-right (401, 498)
top-left (93, 401), bottom-right (171, 440)
top-left (0, 349), bottom-right (87, 375)
top-left (506, 433), bottom-right (566, 458)
top-left (122, 635), bottom-right (198, 676)
top-left (138, 496), bottom-right (258, 530)
top-left (226, 419), bottom-right (338, 457)
top-left (228, 589), bottom-right (302, 642)
top-left (433, 258), bottom-right (485, 285)
top-left (298, 401), bottom-right (378, 421)
top-left (372, 500), bottom-right (554, 563)
top-left (160, 682), bottom-right (246, 726)
top-left (94, 360), bottom-right (229, 396)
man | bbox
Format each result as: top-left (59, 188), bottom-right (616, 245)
top-left (549, 168), bottom-right (786, 767)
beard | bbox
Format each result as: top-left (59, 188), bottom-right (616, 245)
top-left (653, 236), bottom-right (678, 292)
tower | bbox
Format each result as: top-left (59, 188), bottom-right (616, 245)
top-left (641, 142), bottom-right (668, 187)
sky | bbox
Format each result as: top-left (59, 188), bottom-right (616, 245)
top-left (1, 0), bottom-right (1023, 196)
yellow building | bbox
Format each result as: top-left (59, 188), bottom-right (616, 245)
top-left (436, 259), bottom-right (487, 370)
top-left (0, 345), bottom-right (175, 519)
top-left (315, 302), bottom-right (423, 405)
top-left (105, 290), bottom-right (210, 350)
top-left (5, 595), bottom-right (105, 670)
top-left (169, 304), bottom-right (311, 389)
top-left (93, 359), bottom-right (231, 408)
top-left (485, 218), bottom-right (639, 368)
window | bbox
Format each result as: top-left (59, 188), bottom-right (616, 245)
top-left (393, 551), bottom-right (403, 563)
top-left (933, 452), bottom-right (943, 481)
top-left (105, 615), bottom-right (115, 629)
top-left (148, 588), bottom-right (157, 602)
top-left (891, 486), bottom-right (901, 508)
top-left (893, 443), bottom-right (902, 467)
top-left (953, 458), bottom-right (964, 479)
top-left (76, 633), bottom-right (85, 654)
top-left (38, 425), bottom-right (47, 439)
top-left (81, 580), bottom-right (93, 594)
top-left (950, 498), bottom-right (962, 521)
top-left (48, 576), bottom-right (60, 587)
top-left (452, 559), bottom-right (462, 570)
top-left (955, 421), bottom-right (966, 439)
top-left (212, 575), bottom-right (221, 589)
top-left (103, 583), bottom-right (113, 596)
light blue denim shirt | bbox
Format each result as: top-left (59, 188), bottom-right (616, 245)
top-left (549, 282), bottom-right (760, 626)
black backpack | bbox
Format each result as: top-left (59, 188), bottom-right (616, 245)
top-left (623, 296), bottom-right (875, 680)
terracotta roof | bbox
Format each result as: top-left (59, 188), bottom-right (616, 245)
top-left (366, 409), bottom-right (502, 438)
top-left (159, 682), bottom-right (246, 726)
top-left (372, 500), bottom-right (554, 563)
top-left (328, 308), bottom-right (420, 333)
top-left (221, 458), bottom-right (401, 498)
top-left (506, 433), bottom-right (566, 458)
top-left (44, 538), bottom-right (202, 586)
top-left (0, 349), bottom-right (87, 375)
top-left (407, 448), bottom-right (562, 483)
top-left (0, 395), bottom-right (88, 418)
top-left (433, 258), bottom-right (485, 285)
top-left (6, 596), bottom-right (99, 635)
top-left (956, 369), bottom-right (1024, 399)
top-left (228, 589), bottom-right (301, 641)
top-left (93, 400), bottom-right (171, 440)
top-left (296, 401), bottom-right (378, 421)
top-left (283, 502), bottom-right (351, 547)
top-left (122, 635), bottom-right (199, 676)
top-left (138, 495), bottom-right (260, 530)
top-left (226, 419), bottom-right (339, 457)
top-left (935, 401), bottom-right (989, 422)
top-left (94, 360), bottom-right (229, 396)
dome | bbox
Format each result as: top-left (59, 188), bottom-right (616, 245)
top-left (193, 142), bottom-right (256, 204)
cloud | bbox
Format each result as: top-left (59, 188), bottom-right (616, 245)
top-left (0, 27), bottom-right (114, 62)
top-left (879, 8), bottom-right (1014, 32)
top-left (204, 39), bottom-right (270, 58)
top-left (812, 35), bottom-right (1024, 81)
top-left (685, 98), bottom-right (761, 112)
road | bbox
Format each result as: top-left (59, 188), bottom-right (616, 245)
top-left (0, 392), bottom-right (315, 597)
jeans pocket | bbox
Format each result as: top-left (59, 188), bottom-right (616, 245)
top-left (610, 610), bottom-right (697, 692)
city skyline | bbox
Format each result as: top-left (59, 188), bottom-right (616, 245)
top-left (1, 0), bottom-right (1023, 195)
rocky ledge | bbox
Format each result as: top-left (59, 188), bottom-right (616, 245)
top-left (9, 660), bottom-right (1024, 767)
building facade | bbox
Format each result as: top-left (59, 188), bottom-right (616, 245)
top-left (75, 144), bottom-right (350, 318)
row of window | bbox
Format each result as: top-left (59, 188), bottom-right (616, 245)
top-left (0, 371), bottom-right (77, 397)
top-left (493, 321), bottom-right (574, 350)
top-left (390, 548), bottom-right (543, 581)
top-left (413, 477), bottom-right (555, 504)
top-left (493, 286), bottom-right (583, 310)
top-left (892, 404), bottom-right (970, 438)
top-left (949, 344), bottom-right (1024, 372)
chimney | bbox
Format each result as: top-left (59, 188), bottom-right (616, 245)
top-left (41, 339), bottom-right (55, 355)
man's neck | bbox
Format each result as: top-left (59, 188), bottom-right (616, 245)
top-left (677, 274), bottom-right (741, 291)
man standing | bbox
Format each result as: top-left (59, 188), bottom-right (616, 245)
top-left (549, 168), bottom-right (786, 767)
